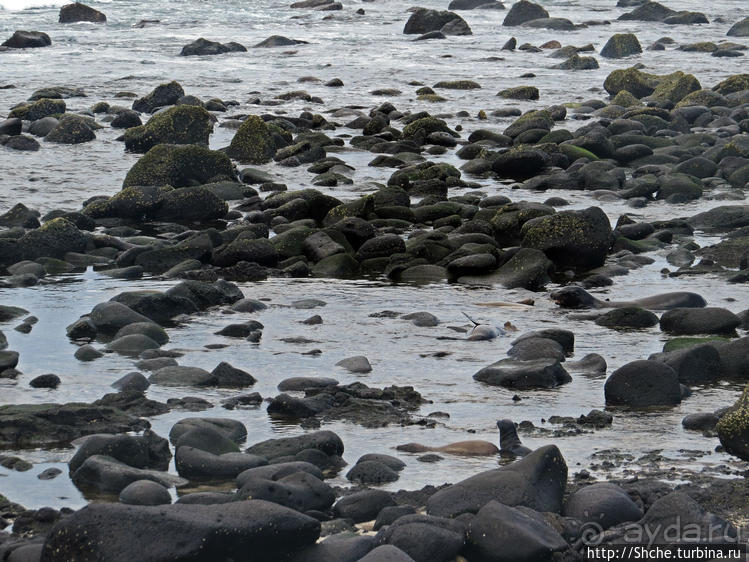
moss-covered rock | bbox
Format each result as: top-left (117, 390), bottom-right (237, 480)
top-left (225, 115), bottom-right (276, 164)
top-left (600, 33), bottom-right (642, 58)
top-left (83, 185), bottom-right (169, 219)
top-left (270, 226), bottom-right (316, 260)
top-left (497, 86), bottom-right (539, 100)
top-left (45, 114), bottom-right (98, 144)
top-left (603, 67), bottom-right (660, 98)
top-left (433, 80), bottom-right (481, 90)
top-left (520, 206), bottom-right (612, 269)
top-left (152, 186), bottom-right (228, 222)
top-left (650, 71), bottom-right (701, 103)
top-left (17, 218), bottom-right (88, 259)
top-left (717, 384), bottom-right (749, 461)
top-left (618, 1), bottom-right (675, 21)
top-left (311, 253), bottom-right (359, 278)
top-left (490, 202), bottom-right (555, 247)
top-left (610, 90), bottom-right (642, 107)
top-left (9, 98), bottom-right (65, 121)
top-left (122, 144), bottom-right (236, 188)
top-left (322, 196), bottom-right (375, 227)
top-left (712, 74), bottom-right (749, 95)
top-left (492, 146), bottom-right (551, 179)
top-left (678, 41), bottom-right (717, 52)
top-left (124, 105), bottom-right (214, 153)
top-left (387, 161), bottom-right (460, 189)
top-left (262, 189), bottom-right (341, 224)
top-left (402, 116), bottom-right (457, 145)
top-left (503, 109), bottom-right (554, 138)
top-left (663, 336), bottom-right (729, 353)
top-left (675, 89), bottom-right (727, 108)
top-left (559, 144), bottom-right (598, 162)
top-left (417, 94), bottom-right (448, 103)
top-left (132, 81), bottom-right (185, 113)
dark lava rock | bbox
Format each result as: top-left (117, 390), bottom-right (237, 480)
top-left (594, 307), bottom-right (658, 328)
top-left (503, 0), bottom-right (548, 25)
top-left (466, 501), bottom-right (567, 560)
top-left (520, 206), bottom-right (613, 270)
top-left (246, 430), bottom-right (344, 460)
top-left (59, 2), bottom-right (106, 23)
top-left (69, 431), bottom-right (171, 473)
top-left (29, 374), bottom-right (60, 389)
top-left (375, 514), bottom-right (465, 562)
top-left (132, 81), bottom-right (185, 113)
top-left (660, 308), bottom-right (741, 335)
top-left (649, 344), bottom-right (723, 385)
top-left (427, 445), bottom-right (567, 517)
top-left (600, 33), bottom-right (642, 58)
top-left (40, 500), bottom-right (321, 561)
top-left (118, 480), bottom-right (171, 506)
top-left (346, 461), bottom-right (400, 484)
top-left (175, 446), bottom-right (267, 481)
top-left (1, 31), bottom-right (51, 49)
top-left (604, 360), bottom-right (681, 407)
top-left (180, 38), bottom-right (246, 56)
top-left (71, 454), bottom-right (186, 494)
top-left (0, 402), bottom-right (147, 449)
top-left (333, 489), bottom-right (396, 523)
top-left (473, 358), bottom-right (571, 389)
top-left (563, 483), bottom-right (642, 529)
top-left (682, 412), bottom-right (719, 431)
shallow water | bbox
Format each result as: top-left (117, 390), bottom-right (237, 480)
top-left (0, 0), bottom-right (748, 511)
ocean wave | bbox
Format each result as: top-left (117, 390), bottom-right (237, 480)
top-left (0, 0), bottom-right (67, 11)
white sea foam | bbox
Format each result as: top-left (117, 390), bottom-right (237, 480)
top-left (0, 0), bottom-right (66, 11)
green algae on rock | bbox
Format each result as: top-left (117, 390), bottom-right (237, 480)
top-left (124, 105), bottom-right (214, 153)
top-left (226, 115), bottom-right (276, 164)
top-left (122, 144), bottom-right (236, 188)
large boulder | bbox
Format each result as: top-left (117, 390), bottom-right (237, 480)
top-left (245, 430), bottom-right (344, 460)
top-left (17, 218), bottom-right (87, 259)
top-left (563, 483), bottom-right (643, 529)
top-left (333, 489), bottom-right (396, 523)
top-left (600, 33), bottom-right (642, 58)
top-left (473, 358), bottom-right (571, 389)
top-left (69, 431), bottom-right (171, 473)
top-left (717, 383), bottom-right (749, 460)
top-left (728, 17), bottom-right (749, 37)
top-left (132, 81), bottom-right (185, 113)
top-left (225, 115), bottom-right (276, 164)
top-left (180, 37), bottom-right (246, 56)
top-left (648, 344), bottom-right (723, 384)
top-left (122, 144), bottom-right (236, 188)
top-left (70, 454), bottom-right (186, 494)
top-left (59, 2), bottom-right (106, 23)
top-left (1, 31), bottom-right (51, 48)
top-left (403, 8), bottom-right (472, 35)
top-left (520, 207), bottom-right (612, 269)
top-left (660, 308), bottom-right (740, 335)
top-left (45, 115), bottom-right (97, 144)
top-left (0, 402), bottom-right (146, 449)
top-left (175, 446), bottom-right (267, 481)
top-left (604, 360), bottom-right (682, 407)
top-left (426, 445), bottom-right (567, 518)
top-left (466, 501), bottom-right (568, 561)
top-left (152, 186), bottom-right (228, 222)
top-left (503, 0), bottom-right (548, 25)
top-left (40, 500), bottom-right (320, 561)
top-left (618, 1), bottom-right (676, 21)
top-left (124, 105), bottom-right (214, 153)
top-left (236, 471), bottom-right (336, 512)
top-left (374, 514), bottom-right (465, 562)
top-left (110, 290), bottom-right (198, 324)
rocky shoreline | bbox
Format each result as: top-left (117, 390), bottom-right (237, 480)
top-left (1, 0), bottom-right (749, 559)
